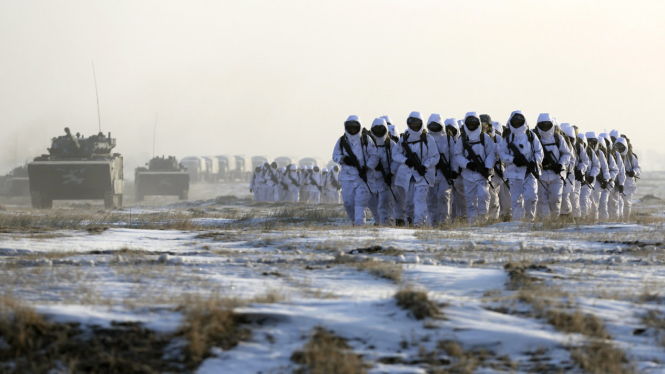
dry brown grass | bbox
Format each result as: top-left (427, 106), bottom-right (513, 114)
top-left (547, 309), bottom-right (611, 339)
top-left (176, 295), bottom-right (251, 365)
top-left (291, 326), bottom-right (368, 374)
top-left (641, 310), bottom-right (665, 329)
top-left (0, 295), bottom-right (182, 374)
top-left (502, 262), bottom-right (635, 374)
top-left (394, 288), bottom-right (444, 320)
top-left (570, 340), bottom-right (634, 374)
top-left (353, 260), bottom-right (403, 283)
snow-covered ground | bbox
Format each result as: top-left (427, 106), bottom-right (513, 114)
top-left (0, 178), bottom-right (664, 373)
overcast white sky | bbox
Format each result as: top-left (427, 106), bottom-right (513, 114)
top-left (1, 0), bottom-right (664, 172)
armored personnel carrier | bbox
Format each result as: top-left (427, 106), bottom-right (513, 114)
top-left (0, 165), bottom-right (30, 197)
top-left (134, 156), bottom-right (189, 201)
top-left (28, 128), bottom-right (124, 209)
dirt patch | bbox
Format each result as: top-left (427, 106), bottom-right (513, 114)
top-left (504, 262), bottom-right (550, 291)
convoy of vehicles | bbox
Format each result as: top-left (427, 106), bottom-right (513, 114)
top-left (7, 127), bottom-right (332, 208)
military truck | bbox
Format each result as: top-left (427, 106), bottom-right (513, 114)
top-left (134, 156), bottom-right (189, 201)
top-left (232, 155), bottom-right (247, 181)
top-left (215, 155), bottom-right (234, 181)
top-left (274, 156), bottom-right (293, 168)
top-left (0, 165), bottom-right (30, 197)
top-left (28, 128), bottom-right (123, 209)
top-left (299, 157), bottom-right (325, 168)
top-left (181, 156), bottom-right (206, 183)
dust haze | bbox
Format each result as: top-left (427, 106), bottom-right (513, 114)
top-left (1, 0), bottom-right (664, 174)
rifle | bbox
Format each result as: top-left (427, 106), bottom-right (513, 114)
top-left (308, 174), bottom-right (323, 192)
top-left (462, 135), bottom-right (494, 189)
top-left (267, 167), bottom-right (279, 184)
top-left (493, 162), bottom-right (510, 190)
top-left (286, 170), bottom-right (300, 187)
top-left (436, 153), bottom-right (456, 191)
top-left (339, 136), bottom-right (374, 195)
top-left (576, 169), bottom-right (595, 190)
top-left (542, 146), bottom-right (567, 186)
top-left (508, 142), bottom-right (547, 192)
top-left (375, 162), bottom-right (397, 199)
top-left (401, 134), bottom-right (430, 185)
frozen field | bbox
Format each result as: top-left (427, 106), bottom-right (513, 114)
top-left (0, 173), bottom-right (664, 373)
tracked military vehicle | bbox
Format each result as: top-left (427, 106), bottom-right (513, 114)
top-left (0, 165), bottom-right (30, 197)
top-left (134, 156), bottom-right (189, 201)
top-left (28, 128), bottom-right (124, 209)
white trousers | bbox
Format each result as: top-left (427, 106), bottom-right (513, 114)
top-left (341, 180), bottom-right (371, 226)
top-left (463, 177), bottom-right (490, 224)
top-left (608, 189), bottom-right (622, 220)
top-left (309, 190), bottom-right (320, 204)
top-left (621, 193), bottom-right (634, 218)
top-left (599, 188), bottom-right (611, 220)
top-left (489, 175), bottom-right (510, 220)
top-left (511, 176), bottom-right (538, 221)
top-left (581, 183), bottom-right (594, 218)
top-left (537, 179), bottom-right (564, 219)
top-left (368, 189), bottom-right (395, 226)
top-left (452, 177), bottom-right (467, 220)
top-left (427, 180), bottom-right (452, 225)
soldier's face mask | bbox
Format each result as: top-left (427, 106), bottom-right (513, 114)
top-left (588, 138), bottom-right (598, 148)
top-left (611, 136), bottom-right (616, 143)
top-left (480, 115), bottom-right (491, 126)
top-left (313, 166), bottom-right (320, 172)
top-left (255, 167), bottom-right (261, 173)
top-left (510, 114), bottom-right (526, 128)
top-left (407, 117), bottom-right (423, 132)
top-left (271, 162), bottom-right (277, 168)
top-left (427, 122), bottom-right (443, 133)
top-left (345, 121), bottom-right (361, 135)
top-left (465, 117), bottom-right (480, 132)
top-left (371, 125), bottom-right (387, 138)
top-left (537, 121), bottom-right (553, 132)
top-left (333, 165), bottom-right (339, 172)
top-left (615, 143), bottom-right (626, 153)
top-left (446, 126), bottom-right (458, 137)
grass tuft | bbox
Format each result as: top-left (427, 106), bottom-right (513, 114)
top-left (570, 340), bottom-right (634, 374)
top-left (394, 288), bottom-right (443, 320)
top-left (353, 261), bottom-right (402, 283)
top-left (176, 295), bottom-right (251, 365)
top-left (291, 326), bottom-right (367, 374)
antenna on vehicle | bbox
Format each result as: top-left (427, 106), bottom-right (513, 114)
top-left (14, 133), bottom-right (17, 168)
top-left (152, 113), bottom-right (158, 158)
top-left (91, 61), bottom-right (102, 133)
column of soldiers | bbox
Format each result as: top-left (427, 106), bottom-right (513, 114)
top-left (332, 111), bottom-right (641, 226)
top-left (249, 162), bottom-right (342, 203)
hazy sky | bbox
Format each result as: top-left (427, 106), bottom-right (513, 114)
top-left (1, 0), bottom-right (664, 173)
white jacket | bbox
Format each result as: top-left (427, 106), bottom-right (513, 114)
top-left (444, 118), bottom-right (461, 172)
top-left (284, 165), bottom-right (300, 190)
top-left (308, 170), bottom-right (322, 192)
top-left (618, 137), bottom-right (640, 193)
top-left (586, 132), bottom-right (611, 189)
top-left (332, 116), bottom-right (380, 183)
top-left (393, 113), bottom-right (439, 189)
top-left (428, 114), bottom-right (454, 184)
top-left (499, 111), bottom-right (544, 180)
top-left (369, 117), bottom-right (397, 192)
top-left (533, 113), bottom-right (572, 183)
top-left (454, 112), bottom-right (497, 183)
